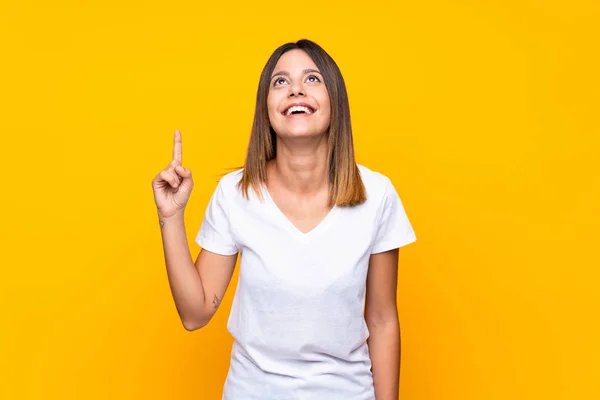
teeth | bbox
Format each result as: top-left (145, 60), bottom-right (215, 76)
top-left (285, 105), bottom-right (313, 116)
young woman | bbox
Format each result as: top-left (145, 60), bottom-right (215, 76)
top-left (152, 39), bottom-right (417, 400)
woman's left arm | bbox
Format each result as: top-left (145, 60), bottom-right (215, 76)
top-left (365, 248), bottom-right (401, 400)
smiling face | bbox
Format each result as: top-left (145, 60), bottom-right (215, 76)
top-left (267, 49), bottom-right (331, 139)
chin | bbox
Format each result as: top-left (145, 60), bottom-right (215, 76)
top-left (275, 124), bottom-right (328, 137)
top-left (284, 129), bottom-right (324, 139)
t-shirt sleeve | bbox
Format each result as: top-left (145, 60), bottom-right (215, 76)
top-left (370, 179), bottom-right (417, 254)
top-left (194, 180), bottom-right (239, 256)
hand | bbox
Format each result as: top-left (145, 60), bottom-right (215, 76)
top-left (152, 129), bottom-right (194, 220)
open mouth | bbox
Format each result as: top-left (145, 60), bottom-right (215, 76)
top-left (282, 105), bottom-right (316, 116)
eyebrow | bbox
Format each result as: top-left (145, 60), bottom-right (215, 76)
top-left (270, 68), bottom-right (322, 80)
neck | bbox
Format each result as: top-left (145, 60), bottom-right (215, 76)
top-left (269, 134), bottom-right (329, 196)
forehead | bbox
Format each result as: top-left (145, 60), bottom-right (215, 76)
top-left (272, 49), bottom-right (319, 73)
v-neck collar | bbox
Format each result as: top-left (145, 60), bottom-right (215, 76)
top-left (261, 184), bottom-right (338, 241)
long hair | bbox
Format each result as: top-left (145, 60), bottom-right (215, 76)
top-left (235, 39), bottom-right (366, 207)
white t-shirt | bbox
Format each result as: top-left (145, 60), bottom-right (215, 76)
top-left (195, 163), bottom-right (417, 400)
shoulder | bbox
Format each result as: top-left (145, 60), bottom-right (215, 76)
top-left (357, 163), bottom-right (393, 201)
top-left (215, 168), bottom-right (244, 194)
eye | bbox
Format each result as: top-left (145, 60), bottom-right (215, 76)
top-left (272, 74), bottom-right (322, 87)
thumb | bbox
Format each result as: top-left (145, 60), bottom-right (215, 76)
top-left (175, 165), bottom-right (192, 180)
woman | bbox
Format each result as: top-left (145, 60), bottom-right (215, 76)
top-left (152, 39), bottom-right (417, 400)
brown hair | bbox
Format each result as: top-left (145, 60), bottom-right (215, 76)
top-left (234, 39), bottom-right (366, 207)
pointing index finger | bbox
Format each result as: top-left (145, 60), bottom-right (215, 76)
top-left (173, 129), bottom-right (182, 164)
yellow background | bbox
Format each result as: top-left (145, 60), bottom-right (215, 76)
top-left (1, 0), bottom-right (598, 399)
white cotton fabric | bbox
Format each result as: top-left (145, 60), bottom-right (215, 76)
top-left (195, 164), bottom-right (417, 400)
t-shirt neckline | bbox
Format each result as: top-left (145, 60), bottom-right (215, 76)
top-left (261, 183), bottom-right (338, 241)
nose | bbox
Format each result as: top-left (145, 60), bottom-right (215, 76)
top-left (288, 79), bottom-right (305, 97)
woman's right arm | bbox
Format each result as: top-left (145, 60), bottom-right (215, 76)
top-left (159, 212), bottom-right (237, 331)
top-left (152, 129), bottom-right (236, 331)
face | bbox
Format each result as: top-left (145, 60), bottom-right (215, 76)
top-left (267, 49), bottom-right (331, 139)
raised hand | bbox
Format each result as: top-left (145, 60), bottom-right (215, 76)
top-left (152, 129), bottom-right (194, 220)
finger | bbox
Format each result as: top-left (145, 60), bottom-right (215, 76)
top-left (173, 129), bottom-right (182, 165)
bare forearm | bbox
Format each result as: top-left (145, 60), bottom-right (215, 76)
top-left (158, 212), bottom-right (206, 330)
top-left (367, 319), bottom-right (401, 400)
